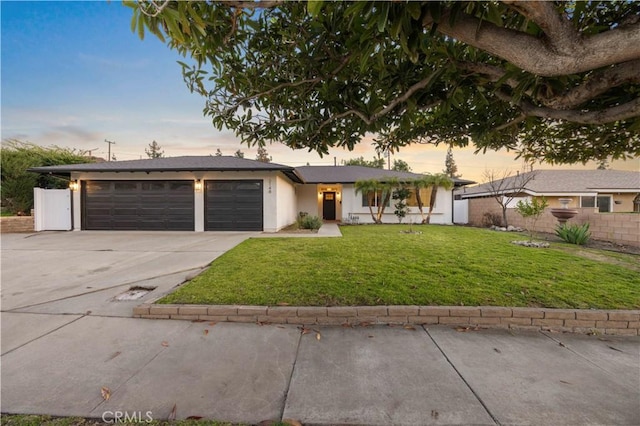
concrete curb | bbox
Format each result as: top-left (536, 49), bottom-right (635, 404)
top-left (133, 304), bottom-right (640, 336)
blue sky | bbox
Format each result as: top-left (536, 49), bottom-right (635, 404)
top-left (1, 1), bottom-right (637, 181)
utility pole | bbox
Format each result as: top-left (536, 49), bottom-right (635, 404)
top-left (105, 139), bottom-right (116, 161)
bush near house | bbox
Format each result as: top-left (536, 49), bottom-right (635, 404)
top-left (1, 140), bottom-right (94, 215)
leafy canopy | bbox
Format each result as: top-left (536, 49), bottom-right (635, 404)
top-left (127, 1), bottom-right (640, 164)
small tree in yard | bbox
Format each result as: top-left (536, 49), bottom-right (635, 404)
top-left (515, 197), bottom-right (549, 241)
top-left (483, 170), bottom-right (537, 228)
top-left (392, 185), bottom-right (411, 223)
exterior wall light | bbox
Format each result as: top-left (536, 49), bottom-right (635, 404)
top-left (194, 179), bottom-right (203, 191)
top-left (69, 181), bottom-right (79, 191)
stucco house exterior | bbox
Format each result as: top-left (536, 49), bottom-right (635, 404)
top-left (29, 156), bottom-right (473, 232)
top-left (455, 169), bottom-right (640, 246)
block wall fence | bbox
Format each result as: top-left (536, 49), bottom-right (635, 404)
top-left (466, 198), bottom-right (640, 247)
top-left (133, 304), bottom-right (640, 336)
top-left (0, 216), bottom-right (34, 233)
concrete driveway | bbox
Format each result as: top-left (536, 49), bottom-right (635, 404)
top-left (2, 231), bottom-right (639, 424)
top-left (1, 231), bottom-right (254, 316)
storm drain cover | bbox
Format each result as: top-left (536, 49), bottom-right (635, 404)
top-left (114, 286), bottom-right (156, 301)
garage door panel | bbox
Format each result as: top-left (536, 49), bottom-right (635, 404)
top-left (205, 180), bottom-right (263, 231)
top-left (83, 181), bottom-right (194, 231)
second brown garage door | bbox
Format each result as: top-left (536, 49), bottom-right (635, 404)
top-left (205, 180), bottom-right (263, 231)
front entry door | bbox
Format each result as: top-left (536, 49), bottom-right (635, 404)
top-left (323, 192), bottom-right (336, 220)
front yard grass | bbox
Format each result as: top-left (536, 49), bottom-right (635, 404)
top-left (159, 225), bottom-right (640, 309)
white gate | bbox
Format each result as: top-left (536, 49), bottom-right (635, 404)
top-left (33, 188), bottom-right (72, 231)
top-left (453, 199), bottom-right (469, 224)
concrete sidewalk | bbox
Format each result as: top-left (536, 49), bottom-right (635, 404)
top-left (2, 316), bottom-right (638, 425)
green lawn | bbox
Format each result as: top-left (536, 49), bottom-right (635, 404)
top-left (159, 225), bottom-right (640, 309)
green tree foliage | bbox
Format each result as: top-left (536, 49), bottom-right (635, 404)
top-left (128, 1), bottom-right (640, 164)
top-left (443, 146), bottom-right (460, 178)
top-left (343, 156), bottom-right (385, 169)
top-left (255, 146), bottom-right (272, 163)
top-left (392, 186), bottom-right (411, 223)
top-left (0, 140), bottom-right (94, 214)
top-left (515, 197), bottom-right (549, 241)
top-left (215, 148), bottom-right (223, 156)
top-left (145, 140), bottom-right (164, 158)
top-left (233, 149), bottom-right (245, 158)
top-left (392, 159), bottom-right (411, 172)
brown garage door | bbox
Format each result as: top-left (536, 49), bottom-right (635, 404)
top-left (82, 180), bottom-right (194, 230)
top-left (205, 180), bottom-right (263, 231)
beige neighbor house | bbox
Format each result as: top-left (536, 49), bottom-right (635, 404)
top-left (29, 156), bottom-right (473, 232)
top-left (456, 169), bottom-right (640, 247)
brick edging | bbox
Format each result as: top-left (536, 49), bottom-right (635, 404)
top-left (133, 305), bottom-right (640, 336)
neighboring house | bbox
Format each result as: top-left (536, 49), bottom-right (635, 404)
top-left (455, 169), bottom-right (640, 246)
top-left (28, 156), bottom-right (473, 232)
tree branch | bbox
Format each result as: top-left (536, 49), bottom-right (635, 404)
top-left (503, 1), bottom-right (580, 56)
top-left (425, 9), bottom-right (640, 76)
top-left (497, 90), bottom-right (640, 124)
top-left (220, 55), bottom-right (351, 115)
top-left (222, 1), bottom-right (285, 10)
top-left (539, 59), bottom-right (640, 110)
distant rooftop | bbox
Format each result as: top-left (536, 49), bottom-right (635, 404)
top-left (458, 169), bottom-right (640, 197)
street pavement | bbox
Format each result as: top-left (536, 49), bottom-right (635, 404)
top-left (1, 231), bottom-right (639, 425)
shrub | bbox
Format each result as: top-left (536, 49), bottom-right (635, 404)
top-left (298, 214), bottom-right (322, 230)
top-left (556, 223), bottom-right (591, 245)
top-left (482, 212), bottom-right (503, 227)
top-left (515, 197), bottom-right (548, 241)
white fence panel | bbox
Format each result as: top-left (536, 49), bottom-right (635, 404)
top-left (453, 199), bottom-right (468, 224)
top-left (34, 188), bottom-right (72, 231)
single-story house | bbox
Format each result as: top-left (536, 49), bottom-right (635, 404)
top-left (454, 169), bottom-right (640, 246)
top-left (29, 156), bottom-right (473, 232)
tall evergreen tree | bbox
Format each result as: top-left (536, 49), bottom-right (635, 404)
top-left (145, 140), bottom-right (164, 159)
top-left (444, 146), bottom-right (459, 178)
top-left (214, 148), bottom-right (223, 156)
top-left (233, 149), bottom-right (245, 158)
top-left (255, 146), bottom-right (272, 163)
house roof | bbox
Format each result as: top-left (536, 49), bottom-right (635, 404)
top-left (28, 156), bottom-right (304, 183)
top-left (28, 156), bottom-right (476, 187)
top-left (458, 169), bottom-right (640, 198)
top-left (295, 165), bottom-right (475, 186)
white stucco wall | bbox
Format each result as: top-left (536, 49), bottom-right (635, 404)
top-left (297, 184), bottom-right (321, 217)
top-left (71, 170), bottom-right (290, 232)
top-left (274, 174), bottom-right (297, 231)
top-left (341, 184), bottom-right (454, 224)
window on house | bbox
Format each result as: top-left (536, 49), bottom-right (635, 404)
top-left (406, 188), bottom-right (432, 207)
top-left (581, 196), bottom-right (596, 208)
top-left (597, 196), bottom-right (612, 213)
top-left (361, 191), bottom-right (390, 207)
top-left (634, 194), bottom-right (640, 213)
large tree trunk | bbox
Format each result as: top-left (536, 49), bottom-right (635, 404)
top-left (367, 193), bottom-right (377, 223)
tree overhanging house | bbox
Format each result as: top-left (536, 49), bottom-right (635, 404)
top-left (28, 156), bottom-right (474, 232)
top-left (455, 169), bottom-right (640, 247)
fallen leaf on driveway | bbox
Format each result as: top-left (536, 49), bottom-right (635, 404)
top-left (455, 326), bottom-right (471, 332)
top-left (283, 419), bottom-right (302, 426)
top-left (559, 342), bottom-right (566, 347)
top-left (203, 329), bottom-right (209, 335)
top-left (161, 341), bottom-right (169, 347)
top-left (105, 351), bottom-right (121, 362)
top-left (493, 348), bottom-right (502, 353)
top-left (101, 386), bottom-right (111, 401)
top-left (168, 403), bottom-right (177, 420)
top-left (298, 326), bottom-right (311, 335)
top-left (316, 331), bottom-right (321, 341)
top-left (403, 325), bottom-right (417, 330)
top-left (209, 322), bottom-right (217, 326)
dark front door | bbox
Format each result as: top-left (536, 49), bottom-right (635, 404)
top-left (322, 192), bottom-right (336, 220)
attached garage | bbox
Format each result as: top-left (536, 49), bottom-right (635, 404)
top-left (82, 180), bottom-right (194, 230)
top-left (205, 180), bottom-right (263, 231)
top-left (28, 156), bottom-right (302, 232)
